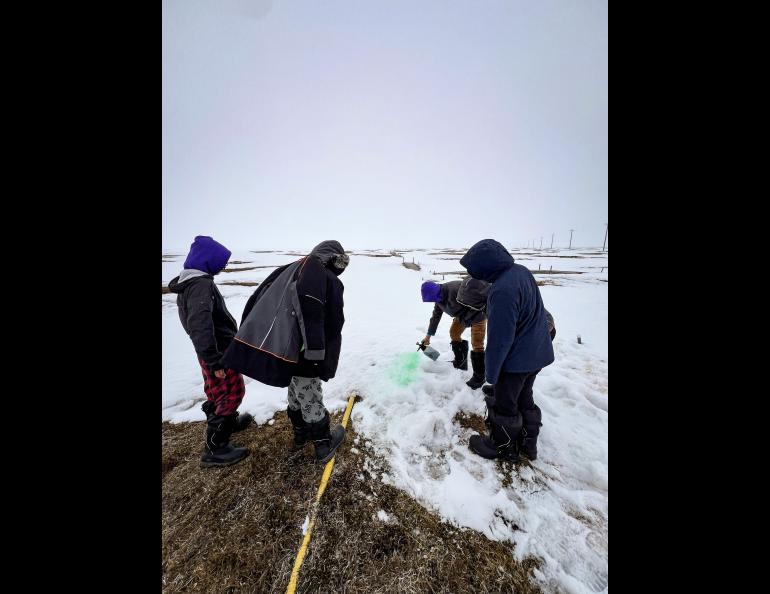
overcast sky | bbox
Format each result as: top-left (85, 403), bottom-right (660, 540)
top-left (162, 0), bottom-right (607, 251)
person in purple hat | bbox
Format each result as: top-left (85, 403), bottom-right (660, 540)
top-left (419, 277), bottom-right (490, 389)
top-left (168, 236), bottom-right (253, 468)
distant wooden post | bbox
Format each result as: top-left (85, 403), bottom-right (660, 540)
top-left (602, 223), bottom-right (608, 252)
top-left (569, 229), bottom-right (574, 250)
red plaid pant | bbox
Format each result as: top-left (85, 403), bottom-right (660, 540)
top-left (199, 359), bottom-right (246, 416)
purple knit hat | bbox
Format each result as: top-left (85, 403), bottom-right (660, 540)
top-left (421, 281), bottom-right (442, 302)
top-left (183, 236), bottom-right (231, 275)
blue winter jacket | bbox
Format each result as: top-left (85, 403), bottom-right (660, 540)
top-left (459, 239), bottom-right (554, 383)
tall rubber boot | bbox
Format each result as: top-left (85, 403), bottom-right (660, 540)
top-left (469, 406), bottom-right (522, 462)
top-left (519, 406), bottom-right (543, 461)
top-left (286, 406), bottom-right (309, 449)
top-left (200, 414), bottom-right (250, 468)
top-left (308, 411), bottom-right (346, 464)
top-left (203, 400), bottom-right (252, 432)
top-left (466, 350), bottom-right (485, 390)
top-left (451, 340), bottom-right (469, 370)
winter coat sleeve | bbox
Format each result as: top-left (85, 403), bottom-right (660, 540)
top-left (297, 256), bottom-right (328, 360)
top-left (485, 285), bottom-right (519, 385)
top-left (426, 304), bottom-right (443, 336)
top-left (185, 280), bottom-right (224, 371)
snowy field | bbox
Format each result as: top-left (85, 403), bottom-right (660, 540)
top-left (162, 246), bottom-right (608, 594)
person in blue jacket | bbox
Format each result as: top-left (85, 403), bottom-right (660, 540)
top-left (459, 239), bottom-right (555, 462)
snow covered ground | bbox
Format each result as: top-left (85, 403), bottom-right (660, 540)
top-left (162, 246), bottom-right (608, 594)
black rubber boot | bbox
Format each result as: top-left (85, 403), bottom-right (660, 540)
top-left (451, 340), bottom-right (469, 370)
top-left (286, 406), bottom-right (309, 449)
top-left (483, 395), bottom-right (497, 432)
top-left (203, 401), bottom-right (252, 433)
top-left (200, 414), bottom-right (250, 468)
top-left (469, 406), bottom-right (522, 462)
top-left (518, 406), bottom-right (543, 461)
top-left (466, 350), bottom-right (485, 390)
top-left (308, 412), bottom-right (346, 463)
top-left (233, 412), bottom-right (254, 432)
top-left (482, 384), bottom-right (495, 397)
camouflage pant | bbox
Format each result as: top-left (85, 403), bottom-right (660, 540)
top-left (287, 376), bottom-right (327, 423)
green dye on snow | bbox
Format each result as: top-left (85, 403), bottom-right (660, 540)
top-left (388, 352), bottom-right (421, 386)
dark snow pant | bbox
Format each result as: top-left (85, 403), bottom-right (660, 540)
top-left (494, 370), bottom-right (540, 417)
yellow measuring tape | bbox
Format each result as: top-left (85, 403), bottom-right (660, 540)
top-left (285, 391), bottom-right (359, 594)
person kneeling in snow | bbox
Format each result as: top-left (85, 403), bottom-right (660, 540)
top-left (419, 278), bottom-right (490, 389)
top-left (460, 239), bottom-right (555, 462)
top-left (169, 236), bottom-right (253, 469)
top-left (222, 241), bottom-right (349, 464)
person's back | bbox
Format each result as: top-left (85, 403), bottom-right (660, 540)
top-left (172, 272), bottom-right (237, 361)
top-left (224, 242), bottom-right (346, 386)
top-left (433, 280), bottom-right (463, 317)
top-left (490, 262), bottom-right (554, 374)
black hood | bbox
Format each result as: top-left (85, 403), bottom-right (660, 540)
top-left (309, 240), bottom-right (348, 276)
top-left (459, 239), bottom-right (515, 282)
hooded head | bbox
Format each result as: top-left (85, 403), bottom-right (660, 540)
top-left (421, 281), bottom-right (442, 302)
top-left (309, 240), bottom-right (349, 276)
top-left (182, 236), bottom-right (231, 275)
top-left (459, 239), bottom-right (515, 282)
